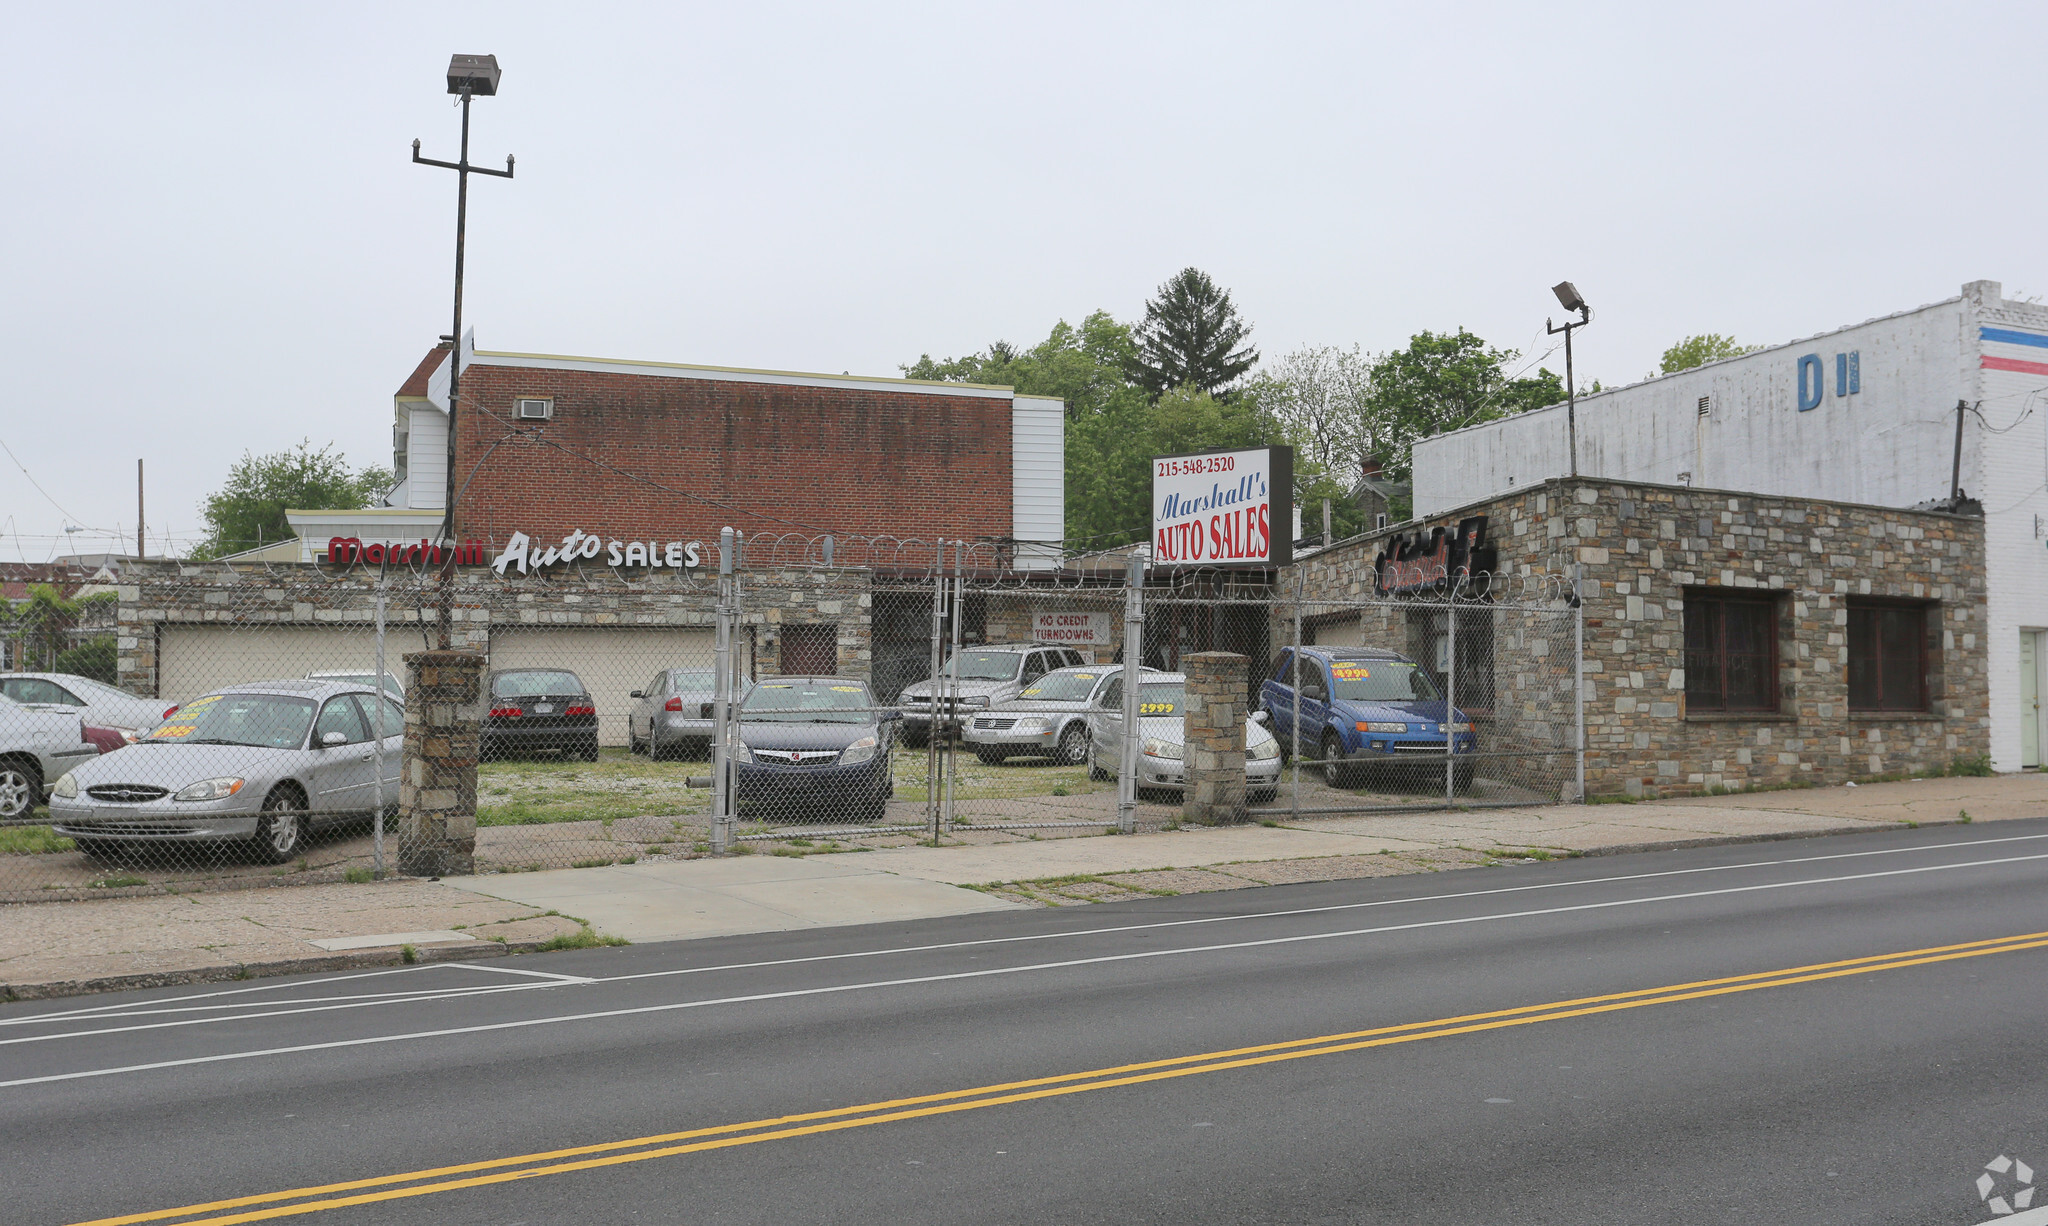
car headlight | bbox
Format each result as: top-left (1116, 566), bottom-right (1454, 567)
top-left (1013, 717), bottom-right (1052, 733)
top-left (1356, 721), bottom-right (1409, 734)
top-left (1451, 722), bottom-right (1475, 734)
top-left (1141, 737), bottom-right (1183, 760)
top-left (963, 695), bottom-right (990, 708)
top-left (173, 777), bottom-right (246, 802)
top-left (839, 735), bottom-right (880, 765)
top-left (50, 773), bottom-right (77, 799)
top-left (1247, 736), bottom-right (1281, 761)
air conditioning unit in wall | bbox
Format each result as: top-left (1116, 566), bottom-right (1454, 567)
top-left (516, 398), bottom-right (554, 420)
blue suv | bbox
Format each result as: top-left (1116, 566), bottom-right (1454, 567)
top-left (1259, 647), bottom-right (1477, 792)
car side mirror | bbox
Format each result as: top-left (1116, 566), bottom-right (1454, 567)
top-left (629, 690), bottom-right (643, 699)
top-left (321, 731), bottom-right (347, 747)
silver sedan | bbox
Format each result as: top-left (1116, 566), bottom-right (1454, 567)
top-left (1083, 672), bottom-right (1284, 801)
top-left (963, 665), bottom-right (1153, 765)
top-left (47, 680), bottom-right (403, 863)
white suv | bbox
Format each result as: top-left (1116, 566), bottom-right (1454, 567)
top-left (896, 645), bottom-right (1090, 746)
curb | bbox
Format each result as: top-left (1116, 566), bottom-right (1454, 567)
top-left (0, 936), bottom-right (555, 1003)
top-left (1570, 817), bottom-right (1962, 859)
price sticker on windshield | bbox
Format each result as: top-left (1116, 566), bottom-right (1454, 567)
top-left (1139, 702), bottom-right (1177, 715)
top-left (1331, 664), bottom-right (1371, 680)
top-left (1074, 673), bottom-right (1096, 680)
top-left (830, 686), bottom-right (862, 693)
top-left (1021, 688), bottom-right (1042, 697)
top-left (152, 724), bottom-right (198, 739)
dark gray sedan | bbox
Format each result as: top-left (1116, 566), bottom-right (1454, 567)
top-left (46, 680), bottom-right (403, 863)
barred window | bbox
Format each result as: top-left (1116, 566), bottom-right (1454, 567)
top-left (1685, 591), bottom-right (1779, 712)
top-left (1847, 601), bottom-right (1928, 711)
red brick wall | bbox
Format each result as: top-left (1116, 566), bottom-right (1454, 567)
top-left (451, 365), bottom-right (1013, 548)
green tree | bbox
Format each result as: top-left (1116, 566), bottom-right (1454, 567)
top-left (902, 310), bottom-right (1138, 420)
top-left (1364, 329), bottom-right (1562, 485)
top-left (7, 584), bottom-right (79, 671)
top-left (1660, 333), bottom-right (1762, 375)
top-left (1124, 268), bottom-right (1259, 399)
top-left (54, 636), bottom-right (117, 684)
top-left (189, 441), bottom-right (393, 560)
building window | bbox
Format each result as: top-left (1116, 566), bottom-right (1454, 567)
top-left (1685, 591), bottom-right (1779, 712)
top-left (1847, 600), bottom-right (1928, 711)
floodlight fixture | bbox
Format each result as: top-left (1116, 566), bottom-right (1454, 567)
top-left (1552, 281), bottom-right (1587, 314)
top-left (446, 54), bottom-right (501, 96)
top-left (1545, 280), bottom-right (1595, 478)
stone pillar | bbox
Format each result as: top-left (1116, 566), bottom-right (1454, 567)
top-left (398, 650), bottom-right (483, 876)
top-left (1181, 651), bottom-right (1247, 826)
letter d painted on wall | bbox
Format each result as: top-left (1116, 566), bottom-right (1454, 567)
top-left (1796, 354), bottom-right (1823, 412)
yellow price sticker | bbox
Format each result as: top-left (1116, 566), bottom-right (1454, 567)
top-left (1074, 673), bottom-right (1096, 680)
top-left (182, 695), bottom-right (223, 708)
top-left (1138, 702), bottom-right (1177, 715)
top-left (1332, 665), bottom-right (1371, 680)
top-left (830, 686), bottom-right (862, 693)
top-left (1021, 688), bottom-right (1043, 697)
top-left (152, 724), bottom-right (199, 738)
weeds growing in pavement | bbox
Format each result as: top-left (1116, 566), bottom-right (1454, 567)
top-left (344, 866), bottom-right (374, 884)
top-left (400, 944), bottom-right (418, 964)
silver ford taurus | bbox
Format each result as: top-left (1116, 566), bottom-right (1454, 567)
top-left (46, 680), bottom-right (403, 863)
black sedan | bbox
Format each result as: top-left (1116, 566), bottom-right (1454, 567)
top-left (734, 677), bottom-right (898, 824)
top-left (482, 668), bottom-right (599, 761)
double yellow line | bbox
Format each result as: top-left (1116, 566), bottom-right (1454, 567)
top-left (74, 929), bottom-right (2048, 1226)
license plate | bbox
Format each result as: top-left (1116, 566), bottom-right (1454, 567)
top-left (534, 704), bottom-right (554, 714)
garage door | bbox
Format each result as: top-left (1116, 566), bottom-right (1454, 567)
top-left (158, 625), bottom-right (390, 706)
top-left (489, 627), bottom-right (716, 746)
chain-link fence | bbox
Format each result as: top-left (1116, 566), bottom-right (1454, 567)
top-left (0, 538), bottom-right (1582, 901)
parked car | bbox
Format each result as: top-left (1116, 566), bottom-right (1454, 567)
top-left (0, 692), bottom-right (100, 820)
top-left (45, 680), bottom-right (404, 862)
top-left (1083, 672), bottom-right (1283, 801)
top-left (896, 645), bottom-right (1091, 746)
top-left (306, 670), bottom-right (406, 701)
top-left (0, 672), bottom-right (177, 740)
top-left (734, 676), bottom-right (900, 823)
top-left (963, 664), bottom-right (1158, 765)
top-left (1259, 647), bottom-right (1476, 791)
top-left (628, 669), bottom-right (751, 760)
top-left (482, 669), bottom-right (599, 761)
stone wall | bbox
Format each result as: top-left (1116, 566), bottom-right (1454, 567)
top-left (1289, 477), bottom-right (1989, 798)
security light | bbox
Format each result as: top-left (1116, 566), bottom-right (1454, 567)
top-left (1552, 281), bottom-right (1587, 313)
top-left (446, 54), bottom-right (501, 96)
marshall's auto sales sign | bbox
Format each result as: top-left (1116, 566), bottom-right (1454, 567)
top-left (1151, 446), bottom-right (1293, 568)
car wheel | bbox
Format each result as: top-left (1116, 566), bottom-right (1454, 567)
top-left (1087, 750), bottom-right (1111, 782)
top-left (251, 788), bottom-right (305, 864)
top-left (974, 747), bottom-right (1007, 766)
top-left (1055, 724), bottom-right (1089, 766)
top-left (0, 761), bottom-right (38, 819)
top-left (1321, 732), bottom-right (1352, 789)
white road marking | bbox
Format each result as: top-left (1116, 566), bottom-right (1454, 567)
top-left (439, 962), bottom-right (596, 984)
top-left (5, 850), bottom-right (2043, 1088)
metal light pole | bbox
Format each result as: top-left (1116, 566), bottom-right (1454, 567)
top-left (1546, 281), bottom-right (1592, 478)
top-left (414, 54), bottom-right (514, 647)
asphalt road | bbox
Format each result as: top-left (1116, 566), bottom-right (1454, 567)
top-left (7, 820), bottom-right (2048, 1226)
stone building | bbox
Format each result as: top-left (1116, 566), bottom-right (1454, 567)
top-left (1289, 476), bottom-right (1989, 798)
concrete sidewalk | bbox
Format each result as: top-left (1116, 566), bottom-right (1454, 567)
top-left (4, 775), bottom-right (2040, 999)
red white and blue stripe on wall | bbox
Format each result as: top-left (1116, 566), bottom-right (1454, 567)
top-left (1982, 326), bottom-right (2048, 379)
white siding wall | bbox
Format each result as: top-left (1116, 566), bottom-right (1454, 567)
top-left (1012, 394), bottom-right (1065, 570)
top-left (405, 406), bottom-right (448, 511)
top-left (1411, 281), bottom-right (2048, 771)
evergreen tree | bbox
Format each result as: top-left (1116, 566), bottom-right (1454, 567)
top-left (1123, 268), bottom-right (1259, 399)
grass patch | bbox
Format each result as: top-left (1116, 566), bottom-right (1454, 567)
top-left (400, 943), bottom-right (418, 964)
top-left (535, 923), bottom-right (630, 951)
top-left (1585, 793), bottom-right (1639, 804)
top-left (0, 825), bottom-right (74, 855)
top-left (1959, 808), bottom-right (1973, 823)
top-left (477, 748), bottom-right (710, 827)
top-left (343, 866), bottom-right (374, 884)
top-left (570, 856), bottom-right (636, 869)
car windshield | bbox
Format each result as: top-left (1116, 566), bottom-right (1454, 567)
top-left (942, 652), bottom-right (1024, 682)
top-left (1017, 671), bottom-right (1103, 703)
top-left (741, 681), bottom-right (874, 724)
top-left (143, 693), bottom-right (318, 749)
top-left (1136, 682), bottom-right (1186, 717)
top-left (1327, 659), bottom-right (1439, 701)
top-left (493, 671), bottom-right (583, 698)
top-left (667, 671), bottom-right (717, 692)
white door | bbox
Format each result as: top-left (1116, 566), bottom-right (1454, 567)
top-left (490, 627), bottom-right (717, 747)
top-left (2023, 631), bottom-right (2042, 770)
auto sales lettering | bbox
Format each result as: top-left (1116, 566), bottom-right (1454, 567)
top-left (492, 529), bottom-right (703, 576)
top-left (1150, 445), bottom-right (1292, 567)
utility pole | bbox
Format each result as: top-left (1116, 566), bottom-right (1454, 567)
top-left (135, 459), bottom-right (144, 560)
top-left (1949, 399), bottom-right (1968, 505)
top-left (413, 53), bottom-right (513, 646)
top-left (1546, 282), bottom-right (1593, 479)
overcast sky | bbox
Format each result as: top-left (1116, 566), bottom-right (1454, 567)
top-left (4, 2), bottom-right (2044, 559)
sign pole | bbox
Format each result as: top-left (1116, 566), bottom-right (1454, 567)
top-left (1117, 553), bottom-right (1146, 835)
top-left (710, 527), bottom-right (736, 855)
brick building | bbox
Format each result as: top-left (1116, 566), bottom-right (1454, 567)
top-left (271, 334), bottom-right (1065, 572)
top-left (1291, 476), bottom-right (1989, 798)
